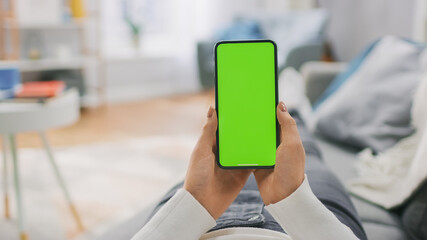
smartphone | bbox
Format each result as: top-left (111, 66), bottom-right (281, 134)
top-left (215, 40), bottom-right (279, 169)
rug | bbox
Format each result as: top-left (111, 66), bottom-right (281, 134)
top-left (0, 134), bottom-right (197, 240)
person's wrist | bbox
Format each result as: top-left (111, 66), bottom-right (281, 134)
top-left (270, 176), bottom-right (305, 204)
top-left (184, 187), bottom-right (223, 219)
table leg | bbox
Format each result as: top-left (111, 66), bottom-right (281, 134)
top-left (2, 135), bottom-right (10, 219)
top-left (10, 134), bottom-right (28, 240)
top-left (39, 131), bottom-right (84, 231)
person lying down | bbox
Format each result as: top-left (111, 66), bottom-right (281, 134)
top-left (131, 103), bottom-right (367, 240)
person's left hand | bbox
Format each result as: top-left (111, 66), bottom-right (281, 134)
top-left (184, 106), bottom-right (252, 219)
top-left (254, 102), bottom-right (305, 205)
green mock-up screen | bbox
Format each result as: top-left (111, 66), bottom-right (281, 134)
top-left (215, 40), bottom-right (277, 168)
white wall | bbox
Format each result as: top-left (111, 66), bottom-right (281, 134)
top-left (99, 0), bottom-right (200, 103)
top-left (319, 0), bottom-right (426, 61)
top-left (99, 0), bottom-right (313, 103)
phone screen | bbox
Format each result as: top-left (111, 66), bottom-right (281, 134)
top-left (215, 40), bottom-right (278, 168)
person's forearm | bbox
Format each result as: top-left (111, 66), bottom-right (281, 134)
top-left (266, 176), bottom-right (359, 240)
top-left (131, 189), bottom-right (216, 240)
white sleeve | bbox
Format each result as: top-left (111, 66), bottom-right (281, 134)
top-left (265, 175), bottom-right (359, 240)
top-left (131, 189), bottom-right (217, 240)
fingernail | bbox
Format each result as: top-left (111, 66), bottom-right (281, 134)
top-left (279, 102), bottom-right (287, 112)
top-left (207, 106), bottom-right (214, 118)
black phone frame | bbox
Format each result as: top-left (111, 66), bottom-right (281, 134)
top-left (214, 39), bottom-right (279, 169)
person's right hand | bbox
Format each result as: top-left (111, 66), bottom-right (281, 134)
top-left (254, 101), bottom-right (306, 205)
top-left (183, 107), bottom-right (252, 219)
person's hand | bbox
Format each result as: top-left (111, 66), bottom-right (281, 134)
top-left (254, 102), bottom-right (305, 205)
top-left (184, 107), bottom-right (252, 219)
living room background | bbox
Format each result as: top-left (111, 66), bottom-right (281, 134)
top-left (0, 0), bottom-right (427, 240)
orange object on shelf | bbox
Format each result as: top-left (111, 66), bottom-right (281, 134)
top-left (70, 0), bottom-right (86, 18)
top-left (15, 81), bottom-right (66, 98)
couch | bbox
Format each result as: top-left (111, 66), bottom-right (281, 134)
top-left (94, 62), bottom-right (411, 240)
top-left (197, 9), bottom-right (328, 89)
top-left (197, 41), bottom-right (323, 89)
top-left (302, 61), bottom-right (409, 240)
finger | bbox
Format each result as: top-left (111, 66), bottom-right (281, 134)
top-left (198, 106), bottom-right (218, 147)
top-left (277, 102), bottom-right (301, 145)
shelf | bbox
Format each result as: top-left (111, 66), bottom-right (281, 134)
top-left (1, 24), bottom-right (81, 30)
top-left (105, 53), bottom-right (174, 63)
top-left (0, 58), bottom-right (86, 71)
top-left (18, 23), bottom-right (82, 30)
top-left (2, 20), bottom-right (84, 30)
top-left (104, 49), bottom-right (174, 63)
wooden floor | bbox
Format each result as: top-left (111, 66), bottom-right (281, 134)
top-left (12, 90), bottom-right (215, 148)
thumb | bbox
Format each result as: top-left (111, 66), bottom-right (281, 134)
top-left (198, 106), bottom-right (217, 147)
top-left (277, 102), bottom-right (300, 145)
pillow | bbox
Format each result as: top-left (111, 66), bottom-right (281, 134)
top-left (314, 38), bottom-right (426, 109)
top-left (215, 19), bottom-right (264, 41)
top-left (312, 39), bottom-right (380, 110)
top-left (313, 36), bottom-right (426, 152)
top-left (236, 9), bottom-right (328, 67)
top-left (402, 180), bottom-right (427, 240)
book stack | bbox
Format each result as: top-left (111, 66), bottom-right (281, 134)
top-left (15, 81), bottom-right (66, 99)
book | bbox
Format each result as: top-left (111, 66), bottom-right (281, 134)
top-left (15, 81), bottom-right (66, 98)
top-left (0, 88), bottom-right (17, 100)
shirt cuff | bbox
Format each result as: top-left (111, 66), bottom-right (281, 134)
top-left (132, 189), bottom-right (217, 240)
top-left (265, 175), bottom-right (358, 240)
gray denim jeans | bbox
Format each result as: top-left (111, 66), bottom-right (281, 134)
top-left (145, 110), bottom-right (367, 240)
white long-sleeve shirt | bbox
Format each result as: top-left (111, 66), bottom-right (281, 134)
top-left (132, 176), bottom-right (358, 240)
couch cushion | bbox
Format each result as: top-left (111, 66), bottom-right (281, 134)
top-left (362, 223), bottom-right (408, 240)
top-left (315, 135), bottom-right (408, 239)
top-left (315, 134), bottom-right (360, 182)
top-left (351, 196), bottom-right (402, 228)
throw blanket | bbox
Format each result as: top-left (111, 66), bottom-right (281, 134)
top-left (349, 73), bottom-right (427, 209)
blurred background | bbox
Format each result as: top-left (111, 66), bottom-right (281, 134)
top-left (0, 0), bottom-right (426, 239)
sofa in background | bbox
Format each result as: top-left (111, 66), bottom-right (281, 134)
top-left (198, 42), bottom-right (323, 89)
top-left (94, 61), bottom-right (424, 240)
top-left (302, 61), bottom-right (427, 240)
top-left (197, 9), bottom-right (327, 89)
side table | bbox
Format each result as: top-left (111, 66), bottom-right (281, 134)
top-left (0, 88), bottom-right (83, 240)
